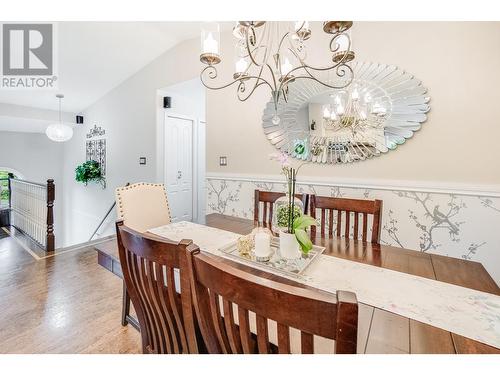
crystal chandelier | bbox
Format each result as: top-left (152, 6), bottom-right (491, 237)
top-left (321, 86), bottom-right (387, 135)
top-left (199, 21), bottom-right (355, 124)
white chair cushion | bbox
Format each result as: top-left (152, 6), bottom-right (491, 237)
top-left (115, 182), bottom-right (171, 233)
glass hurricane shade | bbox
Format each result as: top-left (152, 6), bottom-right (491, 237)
top-left (281, 57), bottom-right (293, 76)
top-left (294, 21), bottom-right (310, 32)
top-left (335, 32), bottom-right (351, 52)
top-left (46, 122), bottom-right (73, 142)
top-left (235, 57), bottom-right (248, 73)
top-left (201, 23), bottom-right (220, 55)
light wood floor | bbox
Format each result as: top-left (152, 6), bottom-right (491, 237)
top-left (0, 228), bottom-right (140, 353)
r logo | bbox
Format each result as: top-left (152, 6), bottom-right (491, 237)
top-left (2, 24), bottom-right (53, 76)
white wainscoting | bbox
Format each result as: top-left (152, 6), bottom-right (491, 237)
top-left (205, 173), bottom-right (500, 286)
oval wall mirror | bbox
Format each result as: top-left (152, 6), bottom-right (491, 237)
top-left (262, 62), bottom-right (430, 164)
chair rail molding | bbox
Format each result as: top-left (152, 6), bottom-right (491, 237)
top-left (206, 172), bottom-right (500, 198)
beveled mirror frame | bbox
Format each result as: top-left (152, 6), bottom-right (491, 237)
top-left (262, 61), bottom-right (430, 164)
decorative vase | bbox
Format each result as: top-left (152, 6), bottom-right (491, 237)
top-left (273, 194), bottom-right (304, 233)
top-left (279, 230), bottom-right (300, 259)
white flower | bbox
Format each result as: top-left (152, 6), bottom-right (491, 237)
top-left (269, 152), bottom-right (291, 168)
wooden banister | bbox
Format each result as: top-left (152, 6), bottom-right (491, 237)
top-left (46, 179), bottom-right (55, 252)
top-left (9, 177), bottom-right (56, 252)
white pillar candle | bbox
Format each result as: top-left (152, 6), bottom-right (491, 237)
top-left (235, 57), bottom-right (248, 73)
top-left (203, 32), bottom-right (218, 54)
top-left (254, 232), bottom-right (271, 257)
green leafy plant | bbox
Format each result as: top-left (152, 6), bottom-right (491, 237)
top-left (276, 204), bottom-right (302, 228)
top-left (75, 160), bottom-right (104, 187)
top-left (293, 214), bottom-right (317, 254)
top-left (0, 171), bottom-right (13, 205)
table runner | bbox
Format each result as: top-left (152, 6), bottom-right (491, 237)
top-left (148, 221), bottom-right (500, 349)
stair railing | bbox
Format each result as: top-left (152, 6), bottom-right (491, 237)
top-left (89, 182), bottom-right (130, 242)
top-left (9, 178), bottom-right (55, 251)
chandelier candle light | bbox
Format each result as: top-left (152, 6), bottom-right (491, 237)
top-left (199, 21), bottom-right (356, 125)
top-left (322, 85), bottom-right (387, 134)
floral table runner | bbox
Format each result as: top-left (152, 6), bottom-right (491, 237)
top-left (148, 221), bottom-right (500, 349)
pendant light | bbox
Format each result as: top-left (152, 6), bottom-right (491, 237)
top-left (46, 94), bottom-right (73, 142)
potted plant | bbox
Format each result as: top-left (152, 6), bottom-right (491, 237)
top-left (75, 160), bottom-right (105, 188)
top-left (270, 152), bottom-right (316, 259)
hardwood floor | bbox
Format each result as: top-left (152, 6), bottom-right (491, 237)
top-left (0, 229), bottom-right (140, 354)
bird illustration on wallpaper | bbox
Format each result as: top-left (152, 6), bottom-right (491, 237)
top-left (395, 191), bottom-right (465, 252)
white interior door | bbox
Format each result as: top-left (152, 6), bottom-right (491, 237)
top-left (164, 114), bottom-right (193, 222)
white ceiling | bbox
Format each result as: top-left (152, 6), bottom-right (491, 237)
top-left (0, 22), bottom-right (210, 113)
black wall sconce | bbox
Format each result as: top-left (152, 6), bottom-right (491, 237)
top-left (76, 115), bottom-right (84, 124)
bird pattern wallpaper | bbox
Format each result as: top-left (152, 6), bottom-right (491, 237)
top-left (206, 177), bottom-right (500, 284)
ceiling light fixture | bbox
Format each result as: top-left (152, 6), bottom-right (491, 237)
top-left (46, 94), bottom-right (73, 142)
top-left (199, 21), bottom-right (355, 124)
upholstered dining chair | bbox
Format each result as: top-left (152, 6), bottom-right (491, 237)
top-left (115, 182), bottom-right (172, 328)
top-left (116, 221), bottom-right (201, 354)
top-left (309, 195), bottom-right (383, 243)
top-left (254, 190), bottom-right (309, 227)
top-left (185, 246), bottom-right (359, 354)
top-left (115, 182), bottom-right (172, 233)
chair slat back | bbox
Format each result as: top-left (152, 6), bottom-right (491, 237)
top-left (116, 221), bottom-right (199, 354)
top-left (310, 196), bottom-right (382, 243)
top-left (185, 248), bottom-right (358, 354)
top-left (254, 190), bottom-right (308, 226)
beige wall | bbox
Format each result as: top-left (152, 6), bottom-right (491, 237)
top-left (207, 22), bottom-right (500, 186)
top-left (60, 21), bottom-right (500, 246)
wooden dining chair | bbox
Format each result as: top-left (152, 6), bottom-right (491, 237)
top-left (185, 247), bottom-right (359, 354)
top-left (310, 195), bottom-right (383, 243)
top-left (116, 221), bottom-right (201, 354)
top-left (254, 190), bottom-right (308, 226)
top-left (115, 182), bottom-right (173, 328)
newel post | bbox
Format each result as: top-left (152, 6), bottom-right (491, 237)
top-left (7, 173), bottom-right (13, 209)
top-left (46, 179), bottom-right (55, 252)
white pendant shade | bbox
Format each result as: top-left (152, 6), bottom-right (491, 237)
top-left (46, 122), bottom-right (73, 142)
top-left (46, 93), bottom-right (73, 142)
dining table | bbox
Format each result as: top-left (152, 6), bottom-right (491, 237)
top-left (95, 213), bottom-right (500, 354)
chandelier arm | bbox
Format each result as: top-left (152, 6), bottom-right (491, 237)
top-left (238, 65), bottom-right (272, 100)
top-left (280, 65), bottom-right (354, 90)
top-left (280, 34), bottom-right (353, 82)
top-left (245, 25), bottom-right (268, 67)
top-left (290, 33), bottom-right (352, 73)
top-left (296, 21), bottom-right (307, 34)
top-left (200, 65), bottom-right (274, 93)
top-left (329, 32), bottom-right (351, 53)
top-left (280, 49), bottom-right (353, 86)
top-left (307, 63), bottom-right (354, 85)
top-left (284, 46), bottom-right (308, 72)
top-left (294, 54), bottom-right (352, 72)
top-left (277, 30), bottom-right (291, 55)
top-left (264, 62), bottom-right (278, 91)
top-left (237, 80), bottom-right (270, 102)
